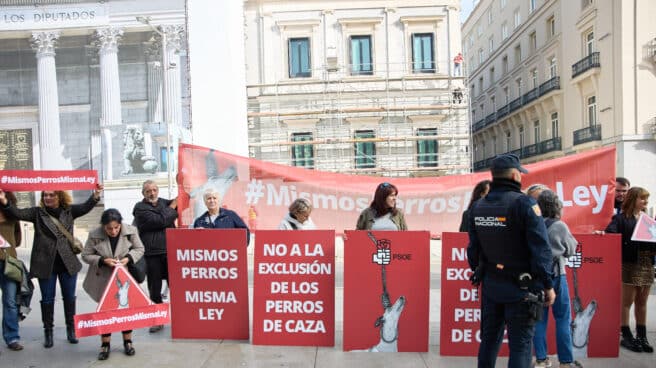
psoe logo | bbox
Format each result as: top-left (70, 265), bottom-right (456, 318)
top-left (368, 233), bottom-right (411, 265)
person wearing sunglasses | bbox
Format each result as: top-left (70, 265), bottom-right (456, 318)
top-left (356, 182), bottom-right (407, 231)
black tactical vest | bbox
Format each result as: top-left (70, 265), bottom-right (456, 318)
top-left (471, 191), bottom-right (530, 274)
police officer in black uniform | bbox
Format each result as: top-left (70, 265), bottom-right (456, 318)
top-left (467, 153), bottom-right (556, 368)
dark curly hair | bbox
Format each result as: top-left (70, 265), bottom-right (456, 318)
top-left (537, 190), bottom-right (562, 219)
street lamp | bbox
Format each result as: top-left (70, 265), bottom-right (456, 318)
top-left (137, 15), bottom-right (173, 196)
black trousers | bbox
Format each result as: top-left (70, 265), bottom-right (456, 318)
top-left (145, 254), bottom-right (168, 304)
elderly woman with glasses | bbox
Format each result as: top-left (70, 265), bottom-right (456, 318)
top-left (279, 198), bottom-right (316, 230)
top-left (0, 185), bottom-right (103, 349)
top-left (192, 188), bottom-right (250, 245)
top-left (356, 182), bottom-right (407, 231)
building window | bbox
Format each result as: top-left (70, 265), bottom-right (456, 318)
top-left (288, 38), bottom-right (311, 78)
top-left (505, 131), bottom-right (512, 151)
top-left (519, 125), bottom-right (525, 148)
top-left (514, 44), bottom-right (522, 66)
top-left (492, 135), bottom-right (497, 155)
top-left (354, 130), bottom-right (375, 168)
top-left (478, 49), bottom-right (484, 64)
top-left (581, 0), bottom-right (593, 9)
top-left (350, 35), bottom-right (373, 75)
top-left (491, 96), bottom-right (496, 110)
top-left (479, 77), bottom-right (484, 94)
top-left (551, 112), bottom-right (559, 138)
top-left (477, 23), bottom-right (483, 37)
top-left (529, 0), bottom-right (537, 13)
top-left (412, 33), bottom-right (435, 73)
top-left (160, 146), bottom-right (173, 173)
top-left (479, 103), bottom-right (485, 116)
top-left (489, 37), bottom-right (494, 54)
top-left (503, 86), bottom-right (509, 104)
top-left (472, 109), bottom-right (476, 120)
top-left (417, 128), bottom-right (438, 167)
top-left (549, 57), bottom-right (557, 78)
top-left (489, 67), bottom-right (495, 83)
top-left (291, 132), bottom-right (315, 168)
top-left (547, 16), bottom-right (555, 38)
top-left (531, 68), bottom-right (538, 88)
top-left (516, 78), bottom-right (522, 97)
top-left (502, 55), bottom-right (508, 73)
top-left (502, 22), bottom-right (509, 40)
top-left (514, 9), bottom-right (521, 29)
top-left (501, 0), bottom-right (508, 9)
top-left (533, 120), bottom-right (540, 143)
top-left (585, 30), bottom-right (594, 56)
top-left (482, 141), bottom-right (486, 157)
top-left (529, 31), bottom-right (537, 53)
top-left (471, 84), bottom-right (476, 98)
top-left (488, 10), bottom-right (493, 25)
top-left (587, 96), bottom-right (597, 126)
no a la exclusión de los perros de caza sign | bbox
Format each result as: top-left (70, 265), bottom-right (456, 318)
top-left (0, 3), bottom-right (108, 31)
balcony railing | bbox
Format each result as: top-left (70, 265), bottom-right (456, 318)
top-left (474, 137), bottom-right (562, 171)
top-left (485, 113), bottom-right (497, 127)
top-left (538, 76), bottom-right (560, 95)
top-left (496, 104), bottom-right (510, 119)
top-left (524, 87), bottom-right (539, 104)
top-left (509, 96), bottom-right (523, 113)
top-left (472, 118), bottom-right (486, 132)
top-left (572, 52), bottom-right (600, 78)
top-left (573, 125), bottom-right (601, 145)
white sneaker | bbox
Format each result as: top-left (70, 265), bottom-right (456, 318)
top-left (535, 357), bottom-right (553, 368)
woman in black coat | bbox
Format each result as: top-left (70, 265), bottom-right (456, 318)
top-left (0, 185), bottom-right (102, 348)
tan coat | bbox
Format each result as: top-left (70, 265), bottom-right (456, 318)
top-left (81, 223), bottom-right (144, 303)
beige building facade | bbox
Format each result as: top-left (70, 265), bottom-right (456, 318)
top-left (244, 0), bottom-right (470, 177)
top-left (463, 0), bottom-right (656, 199)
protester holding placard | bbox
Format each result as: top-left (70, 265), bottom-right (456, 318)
top-left (603, 187), bottom-right (654, 353)
top-left (81, 208), bottom-right (144, 360)
top-left (532, 190), bottom-right (581, 368)
top-left (192, 188), bottom-right (250, 244)
top-left (0, 185), bottom-right (102, 348)
top-left (356, 182), bottom-right (407, 231)
top-left (0, 191), bottom-right (24, 351)
top-left (278, 198), bottom-right (316, 230)
top-left (459, 180), bottom-right (491, 232)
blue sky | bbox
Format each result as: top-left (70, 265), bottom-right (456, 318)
top-left (460, 0), bottom-right (476, 24)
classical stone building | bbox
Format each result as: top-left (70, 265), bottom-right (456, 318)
top-left (0, 0), bottom-right (189, 207)
top-left (244, 0), bottom-right (469, 177)
top-left (463, 0), bottom-right (656, 194)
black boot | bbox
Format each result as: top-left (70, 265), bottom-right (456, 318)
top-left (41, 302), bottom-right (54, 348)
top-left (620, 325), bottom-right (643, 352)
top-left (63, 298), bottom-right (79, 344)
top-left (636, 325), bottom-right (654, 353)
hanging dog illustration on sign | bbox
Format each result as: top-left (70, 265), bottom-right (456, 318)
top-left (116, 277), bottom-right (130, 309)
top-left (352, 232), bottom-right (406, 352)
top-left (567, 242), bottom-right (598, 359)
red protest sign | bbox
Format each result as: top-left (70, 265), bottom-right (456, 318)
top-left (631, 213), bottom-right (656, 243)
top-left (166, 228), bottom-right (249, 340)
top-left (252, 230), bottom-right (335, 346)
top-left (440, 232), bottom-right (621, 358)
top-left (0, 170), bottom-right (98, 191)
top-left (74, 266), bottom-right (170, 338)
top-left (343, 230), bottom-right (430, 352)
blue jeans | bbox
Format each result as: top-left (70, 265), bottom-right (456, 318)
top-left (533, 274), bottom-right (574, 363)
top-left (478, 292), bottom-right (536, 368)
top-left (38, 271), bottom-right (77, 304)
top-left (0, 261), bottom-right (20, 345)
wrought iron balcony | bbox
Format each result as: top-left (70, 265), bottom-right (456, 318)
top-left (539, 76), bottom-right (560, 96)
top-left (472, 118), bottom-right (486, 132)
top-left (496, 103), bottom-right (510, 119)
top-left (473, 157), bottom-right (495, 171)
top-left (572, 52), bottom-right (600, 78)
top-left (509, 96), bottom-right (523, 113)
top-left (524, 87), bottom-right (539, 104)
top-left (485, 112), bottom-right (497, 127)
top-left (539, 137), bottom-right (562, 153)
top-left (573, 125), bottom-right (602, 145)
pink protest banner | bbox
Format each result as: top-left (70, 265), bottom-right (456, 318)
top-left (440, 232), bottom-right (621, 358)
top-left (166, 228), bottom-right (249, 340)
top-left (631, 213), bottom-right (656, 243)
top-left (177, 144), bottom-right (615, 236)
top-left (74, 266), bottom-right (169, 337)
top-left (343, 230), bottom-right (430, 352)
top-left (0, 170), bottom-right (98, 191)
top-left (252, 230), bottom-right (335, 346)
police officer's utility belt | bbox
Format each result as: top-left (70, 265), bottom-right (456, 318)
top-left (484, 263), bottom-right (532, 287)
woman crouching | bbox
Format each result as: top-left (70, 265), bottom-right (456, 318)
top-left (81, 209), bottom-right (145, 360)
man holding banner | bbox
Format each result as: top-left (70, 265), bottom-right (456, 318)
top-left (467, 154), bottom-right (555, 368)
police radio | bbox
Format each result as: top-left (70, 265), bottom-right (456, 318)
top-left (518, 272), bottom-right (532, 290)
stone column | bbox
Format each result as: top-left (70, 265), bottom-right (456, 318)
top-left (95, 28), bottom-right (123, 179)
top-left (31, 31), bottom-right (69, 169)
top-left (146, 42), bottom-right (163, 125)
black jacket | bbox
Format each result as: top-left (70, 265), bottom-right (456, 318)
top-left (132, 198), bottom-right (178, 256)
top-left (605, 213), bottom-right (655, 265)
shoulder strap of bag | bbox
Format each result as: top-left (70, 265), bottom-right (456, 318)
top-left (288, 220), bottom-right (298, 230)
top-left (46, 213), bottom-right (76, 244)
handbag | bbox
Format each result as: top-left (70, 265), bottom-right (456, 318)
top-left (126, 234), bottom-right (147, 283)
top-left (3, 249), bottom-right (23, 283)
top-left (47, 214), bottom-right (84, 254)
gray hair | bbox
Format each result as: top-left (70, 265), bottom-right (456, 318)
top-left (142, 179), bottom-right (157, 193)
top-left (537, 189), bottom-right (562, 219)
top-left (289, 198), bottom-right (312, 215)
top-left (526, 183), bottom-right (549, 198)
top-left (203, 188), bottom-right (221, 201)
